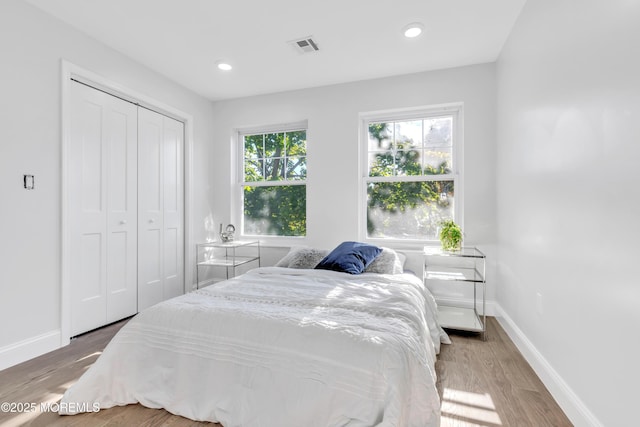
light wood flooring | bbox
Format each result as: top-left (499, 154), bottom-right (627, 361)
top-left (436, 319), bottom-right (572, 426)
top-left (0, 317), bottom-right (572, 426)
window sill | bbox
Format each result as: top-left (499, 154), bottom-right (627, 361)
top-left (239, 234), bottom-right (307, 248)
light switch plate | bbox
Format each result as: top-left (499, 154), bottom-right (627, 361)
top-left (24, 174), bottom-right (34, 190)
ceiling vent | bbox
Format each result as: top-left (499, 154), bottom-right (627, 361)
top-left (289, 36), bottom-right (320, 54)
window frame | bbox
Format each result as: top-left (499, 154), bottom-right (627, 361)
top-left (358, 103), bottom-right (464, 246)
top-left (235, 121), bottom-right (308, 242)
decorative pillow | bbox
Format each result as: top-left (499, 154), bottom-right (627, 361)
top-left (275, 247), bottom-right (329, 269)
top-left (274, 246), bottom-right (303, 267)
top-left (315, 241), bottom-right (382, 274)
top-left (396, 251), bottom-right (407, 269)
top-left (364, 247), bottom-right (404, 274)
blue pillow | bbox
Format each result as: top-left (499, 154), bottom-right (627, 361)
top-left (315, 241), bottom-right (382, 274)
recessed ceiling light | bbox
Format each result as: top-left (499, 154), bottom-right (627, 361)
top-left (216, 61), bottom-right (233, 71)
top-left (403, 22), bottom-right (424, 38)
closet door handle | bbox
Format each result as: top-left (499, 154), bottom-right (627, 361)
top-left (120, 220), bottom-right (127, 225)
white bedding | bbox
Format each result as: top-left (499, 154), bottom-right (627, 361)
top-left (60, 267), bottom-right (449, 427)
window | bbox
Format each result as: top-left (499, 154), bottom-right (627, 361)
top-left (239, 125), bottom-right (307, 237)
top-left (361, 105), bottom-right (462, 242)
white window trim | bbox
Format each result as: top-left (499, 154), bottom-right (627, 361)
top-left (358, 103), bottom-right (464, 247)
top-left (234, 121), bottom-right (308, 244)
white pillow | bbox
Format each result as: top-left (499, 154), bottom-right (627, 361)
top-left (275, 246), bottom-right (329, 269)
top-left (364, 247), bottom-right (403, 274)
top-left (396, 251), bottom-right (407, 268)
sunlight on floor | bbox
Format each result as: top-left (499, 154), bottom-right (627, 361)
top-left (441, 388), bottom-right (502, 426)
top-left (75, 350), bottom-right (102, 362)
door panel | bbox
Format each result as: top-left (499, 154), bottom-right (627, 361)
top-left (163, 228), bottom-right (181, 299)
top-left (162, 117), bottom-right (184, 301)
top-left (69, 81), bottom-right (138, 335)
top-left (108, 111), bottom-right (130, 212)
top-left (138, 109), bottom-right (164, 310)
top-left (138, 108), bottom-right (184, 310)
top-left (79, 233), bottom-right (102, 301)
top-left (144, 121), bottom-right (162, 212)
top-left (105, 99), bottom-right (138, 324)
top-left (138, 228), bottom-right (162, 310)
top-left (80, 102), bottom-right (103, 213)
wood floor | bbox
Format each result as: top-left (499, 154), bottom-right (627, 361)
top-left (0, 317), bottom-right (572, 427)
top-left (436, 319), bottom-right (572, 427)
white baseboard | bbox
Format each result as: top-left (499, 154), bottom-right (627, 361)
top-left (494, 305), bottom-right (603, 427)
top-left (0, 330), bottom-right (61, 371)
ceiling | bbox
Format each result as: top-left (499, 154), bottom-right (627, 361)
top-left (24, 0), bottom-right (526, 101)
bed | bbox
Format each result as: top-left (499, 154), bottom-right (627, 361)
top-left (60, 243), bottom-right (449, 426)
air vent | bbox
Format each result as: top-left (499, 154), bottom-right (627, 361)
top-left (289, 36), bottom-right (320, 54)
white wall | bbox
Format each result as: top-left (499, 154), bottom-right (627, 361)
top-left (496, 1), bottom-right (640, 426)
top-left (0, 0), bottom-right (215, 369)
top-left (210, 63), bottom-right (498, 307)
top-left (5, 1), bottom-right (632, 423)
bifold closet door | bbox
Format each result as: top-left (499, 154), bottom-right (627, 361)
top-left (137, 108), bottom-right (184, 311)
top-left (69, 82), bottom-right (138, 336)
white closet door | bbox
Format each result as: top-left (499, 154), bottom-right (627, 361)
top-left (69, 82), bottom-right (138, 336)
top-left (137, 108), bottom-right (184, 310)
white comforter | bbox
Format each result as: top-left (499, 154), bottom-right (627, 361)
top-left (60, 267), bottom-right (449, 426)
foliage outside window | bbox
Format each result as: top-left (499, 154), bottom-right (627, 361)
top-left (363, 107), bottom-right (460, 241)
top-left (241, 128), bottom-right (306, 237)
